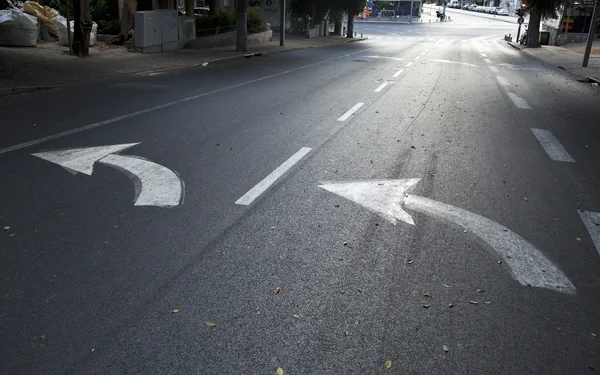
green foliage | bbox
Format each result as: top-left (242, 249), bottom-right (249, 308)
top-left (97, 19), bottom-right (120, 34)
top-left (523, 0), bottom-right (567, 18)
top-left (247, 7), bottom-right (267, 33)
top-left (196, 11), bottom-right (236, 36)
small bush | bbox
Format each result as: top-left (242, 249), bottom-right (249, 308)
top-left (97, 19), bottom-right (120, 34)
top-left (247, 7), bottom-right (267, 34)
top-left (196, 11), bottom-right (235, 36)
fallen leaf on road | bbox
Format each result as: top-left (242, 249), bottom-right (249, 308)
top-left (442, 284), bottom-right (451, 288)
top-left (524, 197), bottom-right (529, 201)
top-left (448, 302), bottom-right (454, 308)
top-left (442, 345), bottom-right (449, 352)
top-left (469, 300), bottom-right (478, 305)
top-left (498, 260), bottom-right (503, 264)
top-left (344, 331), bottom-right (349, 336)
top-left (553, 218), bottom-right (560, 221)
top-left (172, 308), bottom-right (181, 313)
top-left (39, 335), bottom-right (45, 340)
top-left (463, 229), bottom-right (468, 233)
top-left (3, 226), bottom-right (9, 231)
top-left (484, 301), bottom-right (492, 305)
top-left (293, 314), bottom-right (300, 319)
top-left (274, 287), bottom-right (281, 294)
top-left (592, 333), bottom-right (597, 337)
top-left (385, 360), bottom-right (392, 369)
top-left (477, 289), bottom-right (485, 293)
top-left (423, 304), bottom-right (430, 308)
top-left (271, 226), bottom-right (276, 230)
top-left (343, 242), bottom-right (348, 246)
top-left (204, 321), bottom-right (217, 327)
top-left (406, 259), bottom-right (413, 264)
top-left (424, 290), bottom-right (433, 297)
top-left (277, 367), bottom-right (284, 375)
top-left (354, 320), bottom-right (359, 325)
top-left (91, 348), bottom-right (95, 353)
top-left (576, 238), bottom-right (581, 241)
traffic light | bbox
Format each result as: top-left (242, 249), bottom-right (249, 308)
top-left (516, 8), bottom-right (522, 16)
top-left (521, 1), bottom-right (527, 10)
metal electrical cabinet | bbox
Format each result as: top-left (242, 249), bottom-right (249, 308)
top-left (134, 10), bottom-right (181, 53)
top-left (134, 11), bottom-right (163, 53)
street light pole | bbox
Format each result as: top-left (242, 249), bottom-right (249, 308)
top-left (409, 0), bottom-right (414, 22)
top-left (279, 0), bottom-right (285, 46)
top-left (583, 0), bottom-right (599, 67)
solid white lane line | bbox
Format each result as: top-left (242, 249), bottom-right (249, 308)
top-left (484, 58), bottom-right (493, 64)
top-left (496, 76), bottom-right (510, 86)
top-left (414, 56), bottom-right (421, 61)
top-left (508, 93), bottom-right (531, 109)
top-left (531, 128), bottom-right (575, 162)
top-left (489, 66), bottom-right (499, 73)
top-left (374, 82), bottom-right (390, 92)
top-left (235, 147), bottom-right (311, 205)
top-left (406, 62), bottom-right (413, 67)
top-left (579, 210), bottom-right (600, 256)
top-left (480, 53), bottom-right (487, 57)
top-left (393, 69), bottom-right (405, 77)
top-left (0, 45), bottom-right (386, 156)
top-left (364, 55), bottom-right (404, 61)
top-left (337, 103), bottom-right (364, 121)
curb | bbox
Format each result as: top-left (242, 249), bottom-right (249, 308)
top-left (0, 85), bottom-right (59, 98)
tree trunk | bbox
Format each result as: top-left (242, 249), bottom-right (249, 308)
top-left (209, 0), bottom-right (220, 14)
top-left (236, 0), bottom-right (248, 52)
top-left (107, 0), bottom-right (137, 45)
top-left (185, 0), bottom-right (193, 18)
top-left (526, 8), bottom-right (541, 48)
top-left (72, 0), bottom-right (92, 56)
top-left (346, 10), bottom-right (354, 38)
top-left (334, 20), bottom-right (342, 36)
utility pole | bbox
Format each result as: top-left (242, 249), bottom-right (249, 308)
top-left (279, 0), bottom-right (285, 46)
top-left (409, 0), bottom-right (414, 22)
top-left (583, 0), bottom-right (599, 67)
top-left (72, 0), bottom-right (91, 57)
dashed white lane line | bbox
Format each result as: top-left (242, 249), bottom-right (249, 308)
top-left (374, 82), bottom-right (390, 92)
top-left (235, 147), bottom-right (312, 205)
top-left (531, 128), bottom-right (575, 162)
top-left (508, 93), bottom-right (532, 109)
top-left (484, 58), bottom-right (493, 64)
top-left (337, 102), bottom-right (364, 121)
top-left (496, 76), bottom-right (510, 86)
top-left (480, 53), bottom-right (488, 57)
top-left (406, 62), bottom-right (413, 67)
top-left (414, 56), bottom-right (421, 61)
top-left (393, 69), bottom-right (405, 78)
top-left (489, 66), bottom-right (499, 73)
top-left (579, 210), bottom-right (600, 256)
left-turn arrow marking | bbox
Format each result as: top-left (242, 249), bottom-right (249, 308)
top-left (32, 143), bottom-right (183, 207)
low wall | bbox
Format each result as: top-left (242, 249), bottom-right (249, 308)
top-left (186, 29), bottom-right (272, 49)
top-left (557, 32), bottom-right (598, 46)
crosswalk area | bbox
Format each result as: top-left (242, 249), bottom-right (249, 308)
top-left (365, 34), bottom-right (508, 45)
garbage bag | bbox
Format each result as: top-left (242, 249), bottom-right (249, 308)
top-left (23, 1), bottom-right (59, 36)
top-left (56, 16), bottom-right (98, 47)
top-left (0, 8), bottom-right (39, 47)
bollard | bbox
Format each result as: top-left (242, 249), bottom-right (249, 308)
top-left (361, 33), bottom-right (363, 38)
top-left (343, 26), bottom-right (346, 36)
top-left (355, 31), bottom-right (357, 36)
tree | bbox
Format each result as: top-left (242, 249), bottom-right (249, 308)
top-left (209, 0), bottom-right (220, 14)
top-left (522, 0), bottom-right (566, 48)
top-left (72, 0), bottom-right (92, 56)
top-left (236, 0), bottom-right (248, 51)
top-left (107, 0), bottom-right (137, 44)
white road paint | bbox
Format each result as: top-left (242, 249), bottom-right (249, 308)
top-left (393, 69), bottom-right (405, 78)
top-left (0, 45), bottom-right (385, 156)
top-left (32, 143), bottom-right (183, 207)
top-left (364, 55), bottom-right (404, 61)
top-left (318, 179), bottom-right (420, 225)
top-left (414, 56), bottom-right (421, 61)
top-left (374, 82), bottom-right (390, 92)
top-left (337, 103), bottom-right (364, 121)
top-left (406, 62), bottom-right (414, 67)
top-left (404, 194), bottom-right (576, 295)
top-left (531, 128), bottom-right (575, 162)
top-left (579, 210), bottom-right (600, 256)
top-left (480, 53), bottom-right (487, 57)
top-left (484, 58), bottom-right (493, 64)
top-left (508, 93), bottom-right (532, 109)
top-left (489, 66), bottom-right (499, 73)
top-left (319, 178), bottom-right (576, 295)
top-left (429, 59), bottom-right (480, 68)
top-left (496, 76), bottom-right (510, 86)
top-left (100, 154), bottom-right (182, 207)
top-left (32, 143), bottom-right (139, 175)
top-left (235, 147), bottom-right (311, 205)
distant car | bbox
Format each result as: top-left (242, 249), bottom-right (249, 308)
top-left (468, 4), bottom-right (478, 11)
top-left (498, 8), bottom-right (509, 15)
top-left (194, 7), bottom-right (210, 16)
top-left (462, 4), bottom-right (470, 9)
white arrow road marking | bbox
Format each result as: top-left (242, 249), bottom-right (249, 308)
top-left (579, 210), bottom-right (600, 256)
top-left (32, 143), bottom-right (139, 175)
top-left (404, 195), bottom-right (576, 295)
top-left (99, 154), bottom-right (182, 207)
top-left (319, 178), bottom-right (576, 295)
top-left (32, 143), bottom-right (183, 207)
top-left (319, 179), bottom-right (421, 225)
top-left (531, 128), bottom-right (575, 163)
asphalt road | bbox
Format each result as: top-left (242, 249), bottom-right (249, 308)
top-left (1, 11), bottom-right (600, 375)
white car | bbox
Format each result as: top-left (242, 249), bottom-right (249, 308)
top-left (498, 8), bottom-right (509, 15)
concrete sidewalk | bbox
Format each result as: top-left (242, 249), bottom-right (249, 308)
top-left (508, 40), bottom-right (600, 83)
top-left (0, 34), bottom-right (365, 96)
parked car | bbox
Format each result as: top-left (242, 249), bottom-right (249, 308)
top-left (498, 8), bottom-right (509, 15)
top-left (462, 4), bottom-right (470, 9)
top-left (194, 7), bottom-right (210, 16)
top-left (468, 4), bottom-right (478, 11)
